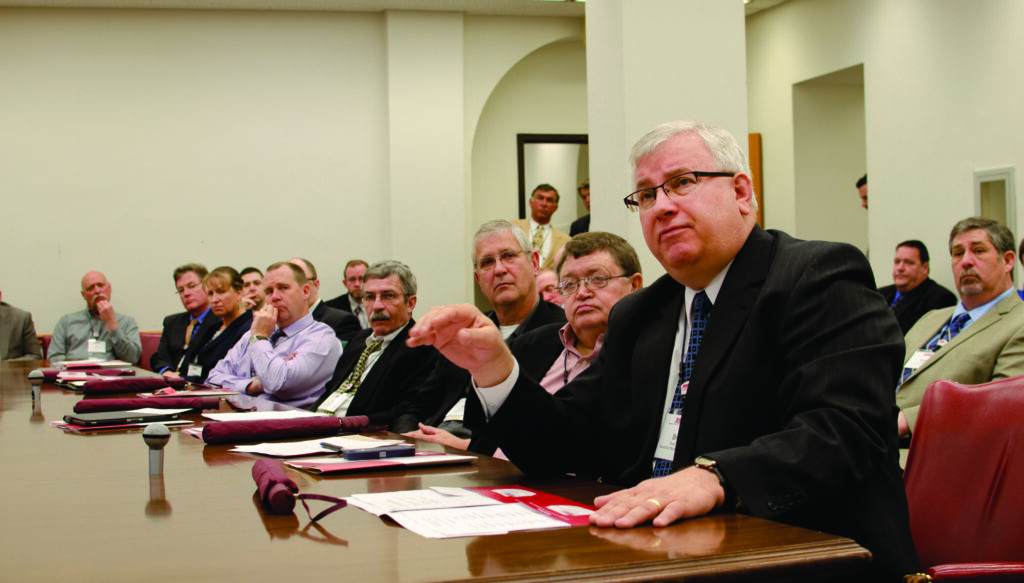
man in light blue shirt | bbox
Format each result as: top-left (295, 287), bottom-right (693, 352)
top-left (897, 217), bottom-right (1024, 452)
top-left (207, 262), bottom-right (342, 409)
top-left (49, 271), bottom-right (141, 363)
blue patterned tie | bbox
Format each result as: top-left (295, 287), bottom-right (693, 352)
top-left (652, 291), bottom-right (711, 478)
top-left (899, 313), bottom-right (970, 385)
top-left (269, 329), bottom-right (287, 347)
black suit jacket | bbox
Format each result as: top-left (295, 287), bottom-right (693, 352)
top-left (312, 321), bottom-right (439, 428)
top-left (183, 310), bottom-right (253, 383)
top-left (878, 278), bottom-right (957, 334)
top-left (569, 214), bottom-right (590, 236)
top-left (324, 293), bottom-right (354, 313)
top-left (395, 298), bottom-right (567, 433)
top-left (466, 322), bottom-right (565, 456)
top-left (312, 300), bottom-right (361, 344)
top-left (150, 310), bottom-right (221, 374)
top-left (480, 227), bottom-right (918, 578)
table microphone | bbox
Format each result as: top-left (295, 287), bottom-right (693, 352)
top-left (143, 423), bottom-right (171, 475)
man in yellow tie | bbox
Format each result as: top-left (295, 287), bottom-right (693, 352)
top-left (514, 184), bottom-right (571, 270)
top-left (312, 261), bottom-right (438, 427)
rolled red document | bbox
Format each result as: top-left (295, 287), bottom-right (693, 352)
top-left (74, 397), bottom-right (220, 413)
top-left (201, 415), bottom-right (373, 445)
top-left (252, 459), bottom-right (298, 514)
top-left (81, 377), bottom-right (187, 395)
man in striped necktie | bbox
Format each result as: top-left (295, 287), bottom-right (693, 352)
top-left (896, 217), bottom-right (1024, 464)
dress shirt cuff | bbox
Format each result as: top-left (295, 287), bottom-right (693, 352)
top-left (470, 360), bottom-right (520, 420)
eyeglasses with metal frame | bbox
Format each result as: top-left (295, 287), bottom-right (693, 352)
top-left (556, 274), bottom-right (631, 297)
top-left (623, 171), bottom-right (736, 212)
top-left (476, 250), bottom-right (530, 272)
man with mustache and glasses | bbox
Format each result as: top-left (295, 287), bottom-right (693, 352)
top-left (312, 261), bottom-right (438, 427)
top-left (896, 217), bottom-right (1024, 462)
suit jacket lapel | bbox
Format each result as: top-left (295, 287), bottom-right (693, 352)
top-left (348, 323), bottom-right (411, 412)
top-left (907, 295), bottom-right (1015, 381)
top-left (674, 227), bottom-right (772, 465)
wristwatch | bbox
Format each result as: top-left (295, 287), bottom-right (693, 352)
top-left (695, 456), bottom-right (738, 509)
top-left (250, 335), bottom-right (268, 345)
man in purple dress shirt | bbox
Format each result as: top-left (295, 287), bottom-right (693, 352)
top-left (207, 262), bottom-right (343, 409)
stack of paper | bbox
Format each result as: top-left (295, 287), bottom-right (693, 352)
top-left (346, 486), bottom-right (594, 538)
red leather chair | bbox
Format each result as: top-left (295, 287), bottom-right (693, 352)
top-left (138, 332), bottom-right (162, 371)
top-left (903, 377), bottom-right (1024, 582)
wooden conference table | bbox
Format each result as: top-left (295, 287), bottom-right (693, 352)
top-left (0, 360), bottom-right (870, 582)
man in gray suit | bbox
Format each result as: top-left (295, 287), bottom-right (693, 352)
top-left (897, 217), bottom-right (1024, 461)
top-left (0, 290), bottom-right (42, 360)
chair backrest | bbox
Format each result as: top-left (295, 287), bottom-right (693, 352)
top-left (138, 332), bottom-right (162, 371)
top-left (904, 376), bottom-right (1024, 569)
top-left (38, 334), bottom-right (52, 359)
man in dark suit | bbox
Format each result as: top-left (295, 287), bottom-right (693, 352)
top-left (392, 219), bottom-right (566, 434)
top-left (313, 261), bottom-right (438, 426)
top-left (289, 258), bottom-right (361, 344)
top-left (0, 290), bottom-right (42, 360)
top-left (569, 180), bottom-right (590, 236)
top-left (151, 264), bottom-right (221, 378)
top-left (878, 240), bottom-right (957, 334)
top-left (325, 259), bottom-right (370, 328)
top-left (408, 121), bottom-right (917, 580)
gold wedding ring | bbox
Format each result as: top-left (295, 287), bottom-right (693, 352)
top-left (647, 498), bottom-right (663, 512)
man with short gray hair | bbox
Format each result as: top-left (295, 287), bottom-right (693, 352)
top-left (313, 261), bottom-right (438, 425)
top-left (50, 270), bottom-right (141, 363)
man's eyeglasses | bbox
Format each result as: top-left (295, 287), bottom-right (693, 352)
top-left (557, 274), bottom-right (630, 297)
top-left (363, 291), bottom-right (404, 304)
top-left (477, 250), bottom-right (529, 272)
top-left (623, 171), bottom-right (736, 212)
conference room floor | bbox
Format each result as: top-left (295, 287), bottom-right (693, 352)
top-left (0, 360), bottom-right (871, 582)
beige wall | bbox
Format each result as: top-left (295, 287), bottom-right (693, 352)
top-left (0, 8), bottom-right (584, 333)
top-left (748, 0), bottom-right (1024, 290)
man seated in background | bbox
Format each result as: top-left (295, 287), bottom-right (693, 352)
top-left (407, 232), bottom-right (642, 457)
top-left (570, 180), bottom-right (591, 236)
top-left (240, 267), bottom-right (266, 311)
top-left (151, 263), bottom-right (221, 378)
top-left (289, 257), bottom-right (361, 344)
top-left (392, 219), bottom-right (565, 433)
top-left (313, 261), bottom-right (438, 424)
top-left (536, 269), bottom-right (563, 307)
top-left (207, 262), bottom-right (342, 408)
top-left (0, 289), bottom-right (42, 360)
top-left (896, 217), bottom-right (1024, 461)
top-left (50, 270), bottom-right (141, 363)
top-left (326, 259), bottom-right (370, 329)
top-left (877, 240), bottom-right (956, 334)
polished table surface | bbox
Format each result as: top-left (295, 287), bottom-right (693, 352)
top-left (0, 360), bottom-right (870, 582)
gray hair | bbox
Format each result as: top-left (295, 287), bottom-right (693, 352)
top-left (949, 217), bottom-right (1016, 255)
top-left (364, 260), bottom-right (417, 296)
top-left (630, 120), bottom-right (757, 212)
top-left (471, 219), bottom-right (531, 267)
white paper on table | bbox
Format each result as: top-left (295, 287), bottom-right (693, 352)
top-left (385, 503), bottom-right (571, 538)
top-left (202, 410), bottom-right (324, 422)
top-left (347, 487), bottom-right (501, 516)
top-left (231, 436), bottom-right (404, 457)
top-left (129, 408), bottom-right (192, 415)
